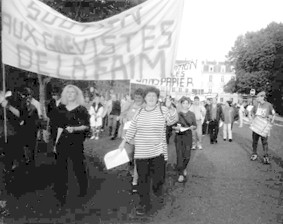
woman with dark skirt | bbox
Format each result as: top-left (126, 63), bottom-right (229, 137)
top-left (53, 84), bottom-right (90, 207)
top-left (173, 96), bottom-right (196, 183)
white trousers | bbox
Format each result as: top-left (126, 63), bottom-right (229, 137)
top-left (223, 123), bottom-right (232, 140)
top-left (239, 112), bottom-right (243, 127)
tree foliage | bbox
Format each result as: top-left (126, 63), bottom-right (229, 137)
top-left (227, 22), bottom-right (283, 114)
top-left (223, 77), bottom-right (236, 93)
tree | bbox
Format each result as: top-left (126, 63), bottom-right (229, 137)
top-left (227, 22), bottom-right (283, 114)
top-left (223, 77), bottom-right (236, 93)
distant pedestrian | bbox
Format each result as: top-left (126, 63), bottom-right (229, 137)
top-left (163, 95), bottom-right (176, 144)
top-left (47, 89), bottom-right (61, 146)
top-left (118, 86), bottom-right (178, 215)
top-left (202, 99), bottom-right (210, 135)
top-left (222, 100), bottom-right (235, 142)
top-left (250, 91), bottom-right (275, 164)
top-left (173, 96), bottom-right (196, 183)
top-left (0, 91), bottom-right (25, 171)
top-left (189, 96), bottom-right (206, 150)
top-left (206, 97), bottom-right (223, 144)
top-left (238, 102), bottom-right (246, 128)
top-left (108, 94), bottom-right (121, 140)
top-left (89, 94), bottom-right (104, 140)
top-left (118, 94), bottom-right (132, 138)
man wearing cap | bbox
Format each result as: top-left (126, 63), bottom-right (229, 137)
top-left (250, 91), bottom-right (275, 164)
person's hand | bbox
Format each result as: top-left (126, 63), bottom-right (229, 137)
top-left (66, 126), bottom-right (74, 133)
top-left (1, 99), bottom-right (8, 108)
top-left (0, 95), bottom-right (5, 105)
top-left (172, 125), bottom-right (181, 132)
top-left (118, 141), bottom-right (125, 151)
top-left (206, 121), bottom-right (210, 124)
top-left (53, 145), bottom-right (57, 154)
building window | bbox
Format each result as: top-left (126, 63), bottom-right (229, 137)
top-left (221, 65), bottom-right (226, 73)
top-left (209, 65), bottom-right (214, 73)
top-left (208, 85), bottom-right (212, 93)
top-left (221, 75), bottom-right (224, 82)
top-left (209, 75), bottom-right (213, 82)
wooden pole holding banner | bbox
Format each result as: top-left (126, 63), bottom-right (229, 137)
top-left (2, 64), bottom-right (7, 143)
top-left (129, 80), bottom-right (131, 97)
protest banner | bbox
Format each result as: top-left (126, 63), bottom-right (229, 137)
top-left (131, 59), bottom-right (204, 97)
top-left (1, 0), bottom-right (184, 80)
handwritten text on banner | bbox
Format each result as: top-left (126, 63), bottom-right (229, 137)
top-left (2, 0), bottom-right (184, 80)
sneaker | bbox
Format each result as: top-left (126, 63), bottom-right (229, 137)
top-left (263, 156), bottom-right (270, 164)
top-left (178, 175), bottom-right (185, 183)
top-left (215, 140), bottom-right (218, 143)
top-left (223, 139), bottom-right (226, 141)
top-left (229, 139), bottom-right (232, 142)
top-left (90, 136), bottom-right (95, 140)
top-left (183, 169), bottom-right (187, 176)
top-left (250, 154), bottom-right (258, 161)
top-left (191, 146), bottom-right (196, 150)
top-left (95, 136), bottom-right (99, 140)
top-left (136, 205), bottom-right (146, 216)
top-left (198, 145), bottom-right (203, 150)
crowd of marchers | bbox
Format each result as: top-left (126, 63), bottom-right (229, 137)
top-left (0, 84), bottom-right (275, 216)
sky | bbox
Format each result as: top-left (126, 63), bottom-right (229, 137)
top-left (176, 0), bottom-right (283, 61)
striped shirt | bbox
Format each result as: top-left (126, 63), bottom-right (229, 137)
top-left (124, 105), bottom-right (178, 161)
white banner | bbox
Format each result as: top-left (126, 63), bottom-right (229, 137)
top-left (131, 60), bottom-right (203, 94)
top-left (2, 0), bottom-right (184, 80)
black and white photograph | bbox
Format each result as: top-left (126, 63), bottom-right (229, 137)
top-left (0, 0), bottom-right (283, 223)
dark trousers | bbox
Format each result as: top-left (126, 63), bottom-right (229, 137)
top-left (54, 143), bottom-right (88, 204)
top-left (174, 133), bottom-right (192, 175)
top-left (136, 155), bottom-right (166, 208)
top-left (202, 121), bottom-right (208, 135)
top-left (209, 120), bottom-right (219, 142)
top-left (252, 131), bottom-right (268, 156)
top-left (166, 125), bottom-right (173, 144)
top-left (108, 115), bottom-right (118, 137)
top-left (102, 115), bottom-right (108, 129)
top-left (0, 135), bottom-right (23, 170)
top-left (50, 124), bottom-right (57, 144)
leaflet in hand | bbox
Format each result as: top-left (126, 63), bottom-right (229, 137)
top-left (180, 127), bottom-right (190, 132)
top-left (104, 148), bottom-right (130, 170)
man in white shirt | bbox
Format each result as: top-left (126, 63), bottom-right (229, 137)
top-left (189, 96), bottom-right (206, 150)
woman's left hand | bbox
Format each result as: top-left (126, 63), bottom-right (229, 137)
top-left (66, 126), bottom-right (74, 133)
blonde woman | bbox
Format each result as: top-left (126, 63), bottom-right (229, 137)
top-left (53, 84), bottom-right (90, 207)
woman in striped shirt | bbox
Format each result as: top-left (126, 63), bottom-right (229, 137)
top-left (119, 87), bottom-right (178, 215)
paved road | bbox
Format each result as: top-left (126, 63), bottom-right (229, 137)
top-left (0, 123), bottom-right (282, 224)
